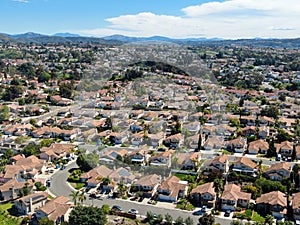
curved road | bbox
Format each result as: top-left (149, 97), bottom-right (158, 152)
top-left (49, 161), bottom-right (234, 225)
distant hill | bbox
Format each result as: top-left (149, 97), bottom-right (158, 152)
top-left (0, 32), bottom-right (300, 48)
top-left (53, 32), bottom-right (81, 37)
top-left (11, 32), bottom-right (48, 39)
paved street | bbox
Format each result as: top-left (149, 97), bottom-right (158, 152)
top-left (48, 161), bottom-right (234, 225)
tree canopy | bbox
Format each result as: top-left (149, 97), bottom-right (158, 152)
top-left (69, 205), bottom-right (107, 225)
top-left (76, 152), bottom-right (99, 172)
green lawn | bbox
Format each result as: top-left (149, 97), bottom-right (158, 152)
top-left (252, 211), bottom-right (265, 223)
top-left (0, 203), bottom-right (22, 225)
top-left (235, 209), bottom-right (265, 223)
top-left (70, 182), bottom-right (86, 190)
top-left (0, 203), bottom-right (13, 211)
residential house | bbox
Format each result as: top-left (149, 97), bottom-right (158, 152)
top-left (3, 156), bottom-right (45, 181)
top-left (130, 132), bottom-right (144, 146)
top-left (203, 136), bottom-right (224, 150)
top-left (149, 150), bottom-right (173, 167)
top-left (225, 137), bottom-right (247, 153)
top-left (35, 196), bottom-right (72, 224)
top-left (186, 134), bottom-right (205, 150)
top-left (256, 191), bottom-right (287, 219)
top-left (100, 149), bottom-right (128, 164)
top-left (163, 133), bottom-right (184, 149)
top-left (258, 126), bottom-right (270, 139)
top-left (157, 176), bottom-right (188, 202)
top-left (231, 157), bottom-right (258, 176)
top-left (132, 174), bottom-right (161, 198)
top-left (182, 121), bottom-right (200, 135)
top-left (241, 126), bottom-right (257, 136)
top-left (240, 116), bottom-right (256, 126)
top-left (14, 192), bottom-right (48, 215)
top-left (127, 149), bottom-right (146, 165)
top-left (203, 154), bottom-right (229, 175)
top-left (190, 182), bottom-right (216, 208)
top-left (0, 178), bottom-right (34, 201)
top-left (80, 165), bottom-right (113, 188)
top-left (248, 139), bottom-right (269, 155)
top-left (264, 162), bottom-right (291, 181)
top-left (292, 192), bottom-right (300, 221)
top-left (275, 141), bottom-right (293, 158)
top-left (176, 152), bottom-right (201, 170)
top-left (147, 132), bottom-right (164, 147)
top-left (109, 167), bottom-right (136, 184)
top-left (109, 131), bottom-right (128, 145)
top-left (39, 143), bottom-right (74, 162)
top-left (221, 183), bottom-right (251, 211)
top-left (260, 116), bottom-right (275, 127)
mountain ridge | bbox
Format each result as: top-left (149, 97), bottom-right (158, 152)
top-left (0, 32), bottom-right (300, 48)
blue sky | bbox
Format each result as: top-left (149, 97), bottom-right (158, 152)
top-left (1, 0), bottom-right (300, 39)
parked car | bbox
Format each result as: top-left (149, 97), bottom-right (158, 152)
top-left (192, 210), bottom-right (203, 215)
top-left (111, 205), bottom-right (122, 211)
top-left (128, 209), bottom-right (139, 215)
top-left (201, 206), bottom-right (207, 212)
top-left (224, 210), bottom-right (231, 217)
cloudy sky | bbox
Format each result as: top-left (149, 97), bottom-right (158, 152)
top-left (2, 0), bottom-right (300, 39)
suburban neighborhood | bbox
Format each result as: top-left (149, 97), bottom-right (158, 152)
top-left (0, 35), bottom-right (299, 225)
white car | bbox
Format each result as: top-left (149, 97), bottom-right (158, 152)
top-left (128, 208), bottom-right (139, 215)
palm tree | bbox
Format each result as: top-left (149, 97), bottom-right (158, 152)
top-left (117, 181), bottom-right (128, 197)
top-left (69, 190), bottom-right (80, 206)
top-left (265, 215), bottom-right (274, 225)
top-left (78, 190), bottom-right (86, 205)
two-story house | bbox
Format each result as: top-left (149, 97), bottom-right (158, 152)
top-left (35, 196), bottom-right (72, 224)
top-left (221, 183), bottom-right (251, 211)
top-left (275, 141), bottom-right (293, 159)
top-left (248, 139), bottom-right (269, 155)
top-left (264, 162), bottom-right (291, 181)
top-left (176, 152), bottom-right (201, 170)
top-left (132, 174), bottom-right (161, 198)
top-left (203, 154), bottom-right (229, 175)
top-left (292, 192), bottom-right (300, 221)
top-left (190, 182), bottom-right (216, 208)
top-left (225, 137), bottom-right (247, 153)
top-left (14, 192), bottom-right (48, 215)
top-left (157, 176), bottom-right (188, 202)
top-left (231, 157), bottom-right (258, 176)
top-left (256, 191), bottom-right (287, 220)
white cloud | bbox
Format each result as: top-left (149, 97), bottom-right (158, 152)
top-left (78, 0), bottom-right (300, 39)
top-left (13, 0), bottom-right (29, 3)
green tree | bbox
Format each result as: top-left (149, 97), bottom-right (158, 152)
top-left (69, 190), bottom-right (80, 206)
top-left (3, 85), bottom-right (23, 101)
top-left (0, 105), bottom-right (10, 121)
top-left (265, 214), bottom-right (274, 225)
top-left (261, 105), bottom-right (279, 119)
top-left (22, 143), bottom-right (40, 157)
top-left (59, 82), bottom-right (74, 99)
top-left (267, 139), bottom-right (276, 158)
top-left (76, 152), bottom-right (99, 172)
top-left (101, 204), bottom-right (110, 215)
top-left (69, 205), bottom-right (107, 225)
top-left (198, 213), bottom-right (215, 225)
top-left (78, 190), bottom-right (86, 205)
top-left (38, 217), bottom-right (54, 225)
top-left (185, 217), bottom-right (194, 225)
top-left (231, 220), bottom-right (243, 225)
top-left (174, 216), bottom-right (184, 225)
top-left (165, 213), bottom-right (173, 225)
top-left (156, 214), bottom-right (164, 224)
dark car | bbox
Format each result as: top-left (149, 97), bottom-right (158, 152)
top-left (224, 210), bottom-right (231, 217)
top-left (111, 205), bottom-right (122, 211)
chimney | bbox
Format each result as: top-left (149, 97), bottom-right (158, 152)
top-left (29, 197), bottom-right (33, 213)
